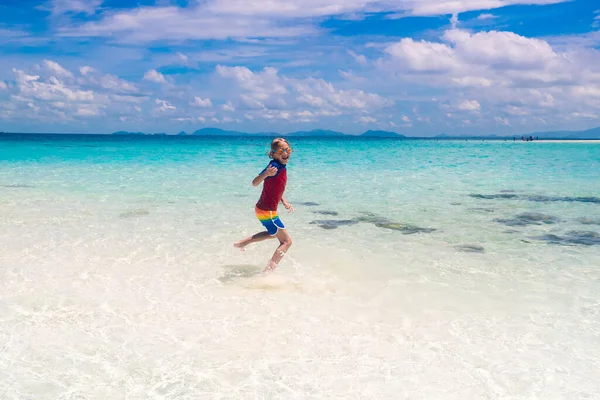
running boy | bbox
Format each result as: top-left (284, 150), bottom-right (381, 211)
top-left (234, 138), bottom-right (295, 272)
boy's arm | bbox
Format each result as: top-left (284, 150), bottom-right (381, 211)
top-left (281, 197), bottom-right (295, 213)
top-left (252, 172), bottom-right (267, 186)
top-left (252, 163), bottom-right (278, 186)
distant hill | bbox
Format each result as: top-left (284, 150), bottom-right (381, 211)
top-left (112, 131), bottom-right (145, 135)
top-left (192, 128), bottom-right (248, 136)
top-left (112, 131), bottom-right (166, 135)
top-left (360, 130), bottom-right (405, 138)
top-left (434, 126), bottom-right (600, 140)
top-left (288, 129), bottom-right (345, 137)
top-left (111, 126), bottom-right (600, 139)
top-left (177, 131), bottom-right (187, 136)
top-left (528, 126), bottom-right (600, 139)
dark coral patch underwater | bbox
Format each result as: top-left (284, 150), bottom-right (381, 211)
top-left (535, 231), bottom-right (600, 246)
top-left (494, 212), bottom-right (560, 227)
top-left (310, 211), bottom-right (437, 234)
top-left (470, 193), bottom-right (600, 204)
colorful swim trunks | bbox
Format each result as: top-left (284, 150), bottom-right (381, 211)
top-left (255, 207), bottom-right (285, 236)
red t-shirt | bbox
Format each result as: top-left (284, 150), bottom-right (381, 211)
top-left (256, 160), bottom-right (287, 211)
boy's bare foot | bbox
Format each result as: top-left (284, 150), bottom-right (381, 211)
top-left (233, 241), bottom-right (246, 251)
top-left (263, 260), bottom-right (277, 273)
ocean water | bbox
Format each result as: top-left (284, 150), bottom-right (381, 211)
top-left (1, 134), bottom-right (599, 399)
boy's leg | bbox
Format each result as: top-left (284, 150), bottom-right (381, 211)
top-left (234, 231), bottom-right (273, 250)
top-left (264, 229), bottom-right (292, 272)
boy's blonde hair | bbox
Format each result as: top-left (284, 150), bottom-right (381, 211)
top-left (268, 137), bottom-right (290, 158)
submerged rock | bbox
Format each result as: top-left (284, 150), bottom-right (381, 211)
top-left (354, 212), bottom-right (436, 234)
top-left (494, 212), bottom-right (560, 227)
top-left (455, 244), bottom-right (485, 253)
top-left (119, 209), bottom-right (150, 218)
top-left (468, 207), bottom-right (496, 213)
top-left (374, 222), bottom-right (436, 234)
top-left (526, 195), bottom-right (600, 204)
top-left (355, 212), bottom-right (390, 224)
top-left (309, 219), bottom-right (358, 229)
top-left (470, 192), bottom-right (600, 205)
top-left (536, 231), bottom-right (600, 246)
top-left (469, 193), bottom-right (519, 200)
top-left (298, 201), bottom-right (320, 206)
top-left (312, 210), bottom-right (339, 216)
top-left (3, 184), bottom-right (34, 188)
top-left (577, 217), bottom-right (600, 226)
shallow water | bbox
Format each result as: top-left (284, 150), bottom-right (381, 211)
top-left (1, 134), bottom-right (600, 399)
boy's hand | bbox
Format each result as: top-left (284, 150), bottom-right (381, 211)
top-left (263, 165), bottom-right (278, 177)
top-left (282, 200), bottom-right (295, 214)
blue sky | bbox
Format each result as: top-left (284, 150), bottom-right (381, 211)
top-left (1, 0), bottom-right (599, 135)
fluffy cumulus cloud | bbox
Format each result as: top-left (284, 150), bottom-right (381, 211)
top-left (215, 65), bottom-right (393, 122)
top-left (457, 100), bottom-right (481, 111)
top-left (378, 26), bottom-right (600, 129)
top-left (56, 0), bottom-right (571, 43)
top-left (51, 0), bottom-right (103, 16)
top-left (191, 97), bottom-right (212, 108)
top-left (143, 69), bottom-right (167, 84)
top-left (0, 60), bottom-right (149, 125)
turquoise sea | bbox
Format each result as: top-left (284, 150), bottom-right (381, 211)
top-left (1, 134), bottom-right (600, 399)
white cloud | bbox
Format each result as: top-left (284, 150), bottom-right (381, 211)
top-left (58, 5), bottom-right (318, 43)
top-left (451, 76), bottom-right (492, 87)
top-left (404, 0), bottom-right (567, 16)
top-left (13, 68), bottom-right (94, 102)
top-left (79, 66), bottom-right (95, 76)
top-left (222, 101), bottom-right (236, 112)
top-left (477, 13), bottom-right (497, 20)
top-left (297, 93), bottom-right (326, 107)
top-left (177, 52), bottom-right (189, 64)
top-left (76, 104), bottom-right (103, 116)
top-left (359, 116), bottom-right (376, 123)
top-left (442, 29), bottom-right (558, 70)
top-left (457, 100), bottom-right (481, 111)
top-left (99, 74), bottom-right (138, 93)
top-left (57, 1), bottom-right (571, 43)
top-left (505, 105), bottom-right (528, 115)
top-left (384, 38), bottom-right (458, 72)
top-left (217, 66), bottom-right (287, 95)
top-left (495, 116), bottom-right (510, 125)
top-left (76, 67), bottom-right (139, 94)
top-left (401, 115), bottom-right (411, 123)
top-left (42, 60), bottom-right (74, 79)
top-left (217, 65), bottom-right (392, 117)
top-left (51, 0), bottom-right (102, 16)
top-left (192, 96), bottom-right (212, 108)
top-left (144, 69), bottom-right (167, 84)
top-left (571, 112), bottom-right (597, 119)
top-left (347, 50), bottom-right (367, 65)
top-left (572, 86), bottom-right (600, 98)
top-left (0, 81), bottom-right (7, 91)
top-left (155, 99), bottom-right (175, 111)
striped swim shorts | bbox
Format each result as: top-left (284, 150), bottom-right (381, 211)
top-left (255, 207), bottom-right (285, 236)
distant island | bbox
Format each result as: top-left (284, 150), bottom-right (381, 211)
top-left (112, 128), bottom-right (407, 138)
top-left (106, 126), bottom-right (600, 139)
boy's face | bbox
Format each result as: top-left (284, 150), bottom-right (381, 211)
top-left (272, 144), bottom-right (292, 164)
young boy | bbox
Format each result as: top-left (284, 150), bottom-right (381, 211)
top-left (234, 138), bottom-right (295, 272)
